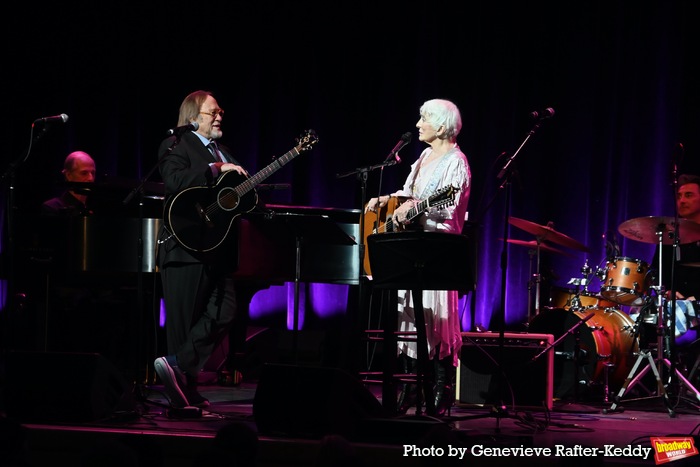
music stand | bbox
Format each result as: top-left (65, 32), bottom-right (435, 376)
top-left (367, 231), bottom-right (474, 416)
top-left (267, 212), bottom-right (356, 363)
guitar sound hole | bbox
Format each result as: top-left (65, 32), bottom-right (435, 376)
top-left (218, 188), bottom-right (239, 211)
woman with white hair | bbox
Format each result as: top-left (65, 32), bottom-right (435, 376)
top-left (365, 98), bottom-right (471, 416)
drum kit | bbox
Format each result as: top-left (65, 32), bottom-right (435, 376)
top-left (508, 215), bottom-right (700, 405)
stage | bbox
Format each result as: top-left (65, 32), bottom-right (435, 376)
top-left (3, 364), bottom-right (700, 467)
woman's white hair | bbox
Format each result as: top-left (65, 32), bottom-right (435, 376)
top-left (420, 99), bottom-right (462, 141)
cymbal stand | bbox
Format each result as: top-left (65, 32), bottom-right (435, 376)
top-left (526, 242), bottom-right (543, 323)
top-left (604, 225), bottom-right (674, 416)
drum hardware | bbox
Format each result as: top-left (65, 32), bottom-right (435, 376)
top-left (530, 310), bottom-right (596, 402)
top-left (566, 275), bottom-right (589, 309)
top-left (605, 218), bottom-right (700, 416)
top-left (634, 299), bottom-right (698, 335)
top-left (575, 258), bottom-right (594, 295)
top-left (550, 258), bottom-right (619, 312)
top-left (529, 306), bottom-right (638, 401)
top-left (687, 341), bottom-right (700, 387)
top-left (508, 217), bottom-right (589, 320)
top-left (503, 237), bottom-right (569, 323)
top-left (602, 362), bottom-right (616, 403)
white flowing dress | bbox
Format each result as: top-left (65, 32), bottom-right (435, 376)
top-left (390, 144), bottom-right (471, 367)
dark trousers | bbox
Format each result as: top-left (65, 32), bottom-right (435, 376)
top-left (160, 262), bottom-right (238, 379)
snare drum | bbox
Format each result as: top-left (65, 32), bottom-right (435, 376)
top-left (600, 256), bottom-right (651, 306)
top-left (632, 299), bottom-right (700, 345)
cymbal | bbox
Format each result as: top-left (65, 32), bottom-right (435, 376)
top-left (508, 217), bottom-right (589, 252)
top-left (617, 216), bottom-right (700, 245)
top-left (505, 238), bottom-right (572, 257)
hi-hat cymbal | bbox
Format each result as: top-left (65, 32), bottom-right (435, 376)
top-left (508, 217), bottom-right (589, 252)
top-left (617, 216), bottom-right (700, 245)
top-left (504, 238), bottom-right (573, 257)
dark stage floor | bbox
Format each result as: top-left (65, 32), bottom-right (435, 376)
top-left (4, 361), bottom-right (700, 467)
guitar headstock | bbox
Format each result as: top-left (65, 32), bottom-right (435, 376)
top-left (430, 185), bottom-right (459, 208)
top-left (296, 129), bottom-right (319, 152)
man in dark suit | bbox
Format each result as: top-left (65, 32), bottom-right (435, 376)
top-left (154, 90), bottom-right (249, 408)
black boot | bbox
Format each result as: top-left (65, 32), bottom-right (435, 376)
top-left (396, 354), bottom-right (418, 414)
top-left (433, 356), bottom-right (456, 417)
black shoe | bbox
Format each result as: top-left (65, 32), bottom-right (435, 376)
top-left (434, 385), bottom-right (455, 417)
top-left (154, 356), bottom-right (190, 408)
top-left (433, 356), bottom-right (456, 417)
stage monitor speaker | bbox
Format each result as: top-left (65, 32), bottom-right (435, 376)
top-left (253, 363), bottom-right (387, 439)
top-left (1, 351), bottom-right (135, 423)
top-left (457, 332), bottom-right (554, 410)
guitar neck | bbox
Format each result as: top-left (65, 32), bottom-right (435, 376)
top-left (406, 198), bottom-right (430, 223)
top-left (236, 147), bottom-right (300, 196)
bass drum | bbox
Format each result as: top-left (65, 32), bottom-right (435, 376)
top-left (528, 306), bottom-right (639, 400)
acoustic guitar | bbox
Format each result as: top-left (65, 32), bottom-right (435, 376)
top-left (361, 184), bottom-right (459, 275)
top-left (165, 130), bottom-right (318, 252)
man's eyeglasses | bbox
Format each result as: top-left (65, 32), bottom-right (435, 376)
top-left (200, 108), bottom-right (224, 118)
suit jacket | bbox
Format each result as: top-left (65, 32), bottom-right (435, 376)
top-left (157, 131), bottom-right (243, 268)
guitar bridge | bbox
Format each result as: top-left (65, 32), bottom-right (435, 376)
top-left (195, 203), bottom-right (214, 227)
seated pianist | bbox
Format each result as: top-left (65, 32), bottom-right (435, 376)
top-left (41, 151), bottom-right (96, 216)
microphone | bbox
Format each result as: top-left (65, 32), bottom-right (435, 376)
top-left (384, 132), bottom-right (412, 163)
top-left (530, 108), bottom-right (555, 120)
top-left (34, 113), bottom-right (69, 124)
top-left (166, 121), bottom-right (199, 136)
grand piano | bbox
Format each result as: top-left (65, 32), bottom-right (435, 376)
top-left (14, 204), bottom-right (360, 281)
top-left (10, 197), bottom-right (363, 381)
top-left (13, 176), bottom-right (361, 282)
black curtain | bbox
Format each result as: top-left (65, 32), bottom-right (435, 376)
top-left (2, 1), bottom-right (698, 331)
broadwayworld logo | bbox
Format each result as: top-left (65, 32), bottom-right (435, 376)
top-left (651, 437), bottom-right (699, 464)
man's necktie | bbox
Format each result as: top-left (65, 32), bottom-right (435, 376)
top-left (208, 141), bottom-right (226, 163)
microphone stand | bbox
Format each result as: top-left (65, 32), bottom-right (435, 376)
top-left (456, 117), bottom-right (548, 429)
top-left (337, 157), bottom-right (401, 286)
top-left (1, 123), bottom-right (61, 353)
top-left (336, 156), bottom-right (401, 410)
top-left (531, 311), bottom-right (596, 363)
top-left (123, 138), bottom-right (180, 391)
top-left (494, 118), bottom-right (549, 410)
